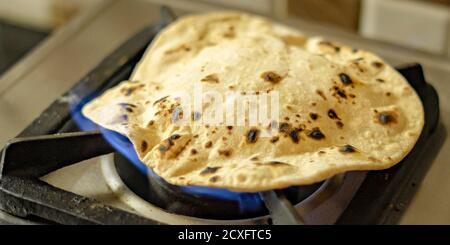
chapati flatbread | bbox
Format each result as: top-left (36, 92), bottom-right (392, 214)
top-left (82, 12), bottom-right (424, 192)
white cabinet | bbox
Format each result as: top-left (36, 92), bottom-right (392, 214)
top-left (360, 0), bottom-right (450, 56)
top-left (0, 0), bottom-right (102, 30)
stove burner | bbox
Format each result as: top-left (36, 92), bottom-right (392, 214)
top-left (113, 153), bottom-right (322, 220)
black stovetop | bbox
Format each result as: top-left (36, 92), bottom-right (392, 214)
top-left (0, 21), bottom-right (48, 75)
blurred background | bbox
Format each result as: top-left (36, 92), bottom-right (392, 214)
top-left (0, 0), bottom-right (98, 74)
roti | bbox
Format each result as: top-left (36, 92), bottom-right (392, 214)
top-left (82, 11), bottom-right (424, 192)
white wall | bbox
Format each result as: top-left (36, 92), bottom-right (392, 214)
top-left (0, 0), bottom-right (102, 30)
top-left (360, 0), bottom-right (450, 56)
top-left (0, 0), bottom-right (53, 29)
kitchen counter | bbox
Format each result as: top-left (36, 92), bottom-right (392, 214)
top-left (0, 0), bottom-right (449, 224)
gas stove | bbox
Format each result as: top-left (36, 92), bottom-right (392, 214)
top-left (0, 7), bottom-right (442, 225)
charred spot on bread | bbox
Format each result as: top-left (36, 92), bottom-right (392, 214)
top-left (289, 128), bottom-right (301, 143)
top-left (279, 122), bottom-right (290, 133)
top-left (200, 166), bottom-right (221, 175)
top-left (327, 109), bottom-right (340, 120)
top-left (270, 136), bottom-right (280, 143)
top-left (153, 96), bottom-right (169, 106)
top-left (372, 61), bottom-right (384, 69)
top-left (201, 73), bottom-right (220, 83)
top-left (318, 41), bottom-right (340, 52)
top-left (218, 149), bottom-right (232, 157)
top-left (339, 73), bottom-right (353, 86)
top-left (209, 176), bottom-right (220, 182)
top-left (308, 127), bottom-right (325, 140)
top-left (204, 141), bottom-right (213, 148)
top-left (191, 111), bottom-right (202, 121)
top-left (309, 113), bottom-right (319, 120)
top-left (140, 141), bottom-right (148, 153)
top-left (377, 111), bottom-right (397, 125)
top-left (316, 90), bottom-right (327, 100)
top-left (339, 144), bottom-right (357, 153)
top-left (170, 134), bottom-right (181, 140)
top-left (261, 71), bottom-right (283, 83)
top-left (255, 161), bottom-right (290, 167)
top-left (247, 129), bottom-right (260, 144)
